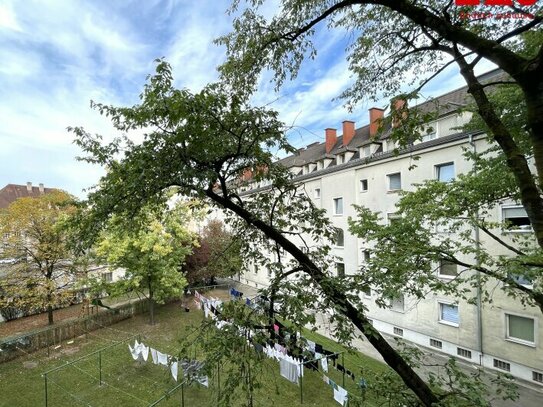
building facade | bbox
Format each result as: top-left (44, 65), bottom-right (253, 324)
top-left (235, 70), bottom-right (543, 386)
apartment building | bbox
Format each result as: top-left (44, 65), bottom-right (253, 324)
top-left (234, 69), bottom-right (543, 385)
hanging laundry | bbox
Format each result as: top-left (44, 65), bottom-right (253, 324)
top-left (151, 348), bottom-right (158, 364)
top-left (321, 356), bottom-right (328, 373)
top-left (128, 344), bottom-right (140, 361)
top-left (337, 363), bottom-right (345, 373)
top-left (140, 343), bottom-right (149, 362)
top-left (333, 385), bottom-right (348, 406)
top-left (197, 375), bottom-right (209, 387)
top-left (157, 350), bottom-right (169, 366)
top-left (306, 340), bottom-right (316, 353)
top-left (323, 375), bottom-right (330, 384)
top-left (279, 358), bottom-right (299, 384)
top-left (315, 343), bottom-right (323, 353)
top-left (171, 361), bottom-right (178, 381)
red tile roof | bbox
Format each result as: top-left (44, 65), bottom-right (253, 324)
top-left (0, 183), bottom-right (57, 209)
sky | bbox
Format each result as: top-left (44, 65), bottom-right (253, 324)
top-left (0, 0), bottom-right (496, 198)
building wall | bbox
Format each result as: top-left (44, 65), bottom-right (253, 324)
top-left (232, 112), bottom-right (542, 385)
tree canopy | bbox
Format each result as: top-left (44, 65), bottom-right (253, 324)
top-left (93, 200), bottom-right (196, 324)
top-left (0, 190), bottom-right (80, 325)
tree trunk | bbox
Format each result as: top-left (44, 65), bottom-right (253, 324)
top-left (148, 280), bottom-right (155, 325)
top-left (207, 189), bottom-right (439, 406)
top-left (47, 305), bottom-right (54, 325)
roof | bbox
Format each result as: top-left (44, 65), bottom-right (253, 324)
top-left (276, 68), bottom-right (504, 170)
top-left (0, 184), bottom-right (57, 209)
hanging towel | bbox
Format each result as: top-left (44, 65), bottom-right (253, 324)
top-left (171, 361), bottom-right (178, 381)
top-left (197, 375), bottom-right (209, 387)
top-left (280, 358), bottom-right (299, 384)
top-left (321, 357), bottom-right (328, 373)
top-left (128, 344), bottom-right (140, 361)
top-left (157, 351), bottom-right (169, 366)
top-left (323, 375), bottom-right (330, 384)
top-left (151, 348), bottom-right (158, 364)
top-left (140, 344), bottom-right (149, 362)
top-left (333, 385), bottom-right (348, 406)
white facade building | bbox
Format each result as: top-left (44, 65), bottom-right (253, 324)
top-left (235, 69), bottom-right (543, 386)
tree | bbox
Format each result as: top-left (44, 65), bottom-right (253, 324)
top-left (94, 200), bottom-right (195, 325)
top-left (68, 61), bottom-right (518, 406)
top-left (184, 219), bottom-right (243, 285)
top-left (0, 190), bottom-right (79, 325)
top-left (217, 0), bottom-right (543, 250)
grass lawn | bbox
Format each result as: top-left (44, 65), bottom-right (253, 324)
top-left (0, 297), bottom-right (390, 407)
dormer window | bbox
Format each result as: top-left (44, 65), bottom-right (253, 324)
top-left (363, 145), bottom-right (371, 157)
top-left (337, 154), bottom-right (344, 165)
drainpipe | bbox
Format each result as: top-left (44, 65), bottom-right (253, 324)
top-left (469, 134), bottom-right (484, 365)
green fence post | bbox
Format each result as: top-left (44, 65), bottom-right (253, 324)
top-left (43, 373), bottom-right (48, 407)
top-left (99, 350), bottom-right (102, 386)
top-left (181, 381), bottom-right (185, 407)
top-left (217, 364), bottom-right (221, 404)
top-left (342, 353), bottom-right (345, 388)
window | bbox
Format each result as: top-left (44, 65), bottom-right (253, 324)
top-left (439, 260), bottom-right (457, 279)
top-left (430, 338), bottom-right (442, 349)
top-left (457, 347), bottom-right (472, 359)
top-left (393, 327), bottom-right (404, 336)
top-left (314, 188), bottom-right (321, 199)
top-left (502, 205), bottom-right (531, 231)
top-left (362, 286), bottom-right (371, 298)
top-left (493, 359), bottom-right (511, 372)
top-left (336, 263), bottom-right (345, 278)
top-left (439, 302), bottom-right (459, 326)
top-left (360, 179), bottom-right (368, 192)
top-left (317, 161), bottom-right (323, 170)
top-left (337, 154), bottom-right (344, 164)
top-left (387, 173), bottom-right (401, 191)
top-left (333, 198), bottom-right (344, 215)
top-left (422, 131), bottom-right (437, 142)
top-left (506, 314), bottom-right (535, 345)
top-left (362, 145), bottom-right (371, 157)
top-left (509, 272), bottom-right (533, 288)
top-left (335, 229), bottom-right (344, 247)
top-left (533, 371), bottom-right (543, 383)
top-left (436, 162), bottom-right (455, 182)
top-left (389, 294), bottom-right (404, 312)
top-left (102, 272), bottom-right (113, 282)
top-left (299, 246), bottom-right (309, 254)
top-left (362, 249), bottom-right (371, 263)
top-left (386, 139), bottom-right (395, 152)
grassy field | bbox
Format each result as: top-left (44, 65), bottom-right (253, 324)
top-left (0, 298), bottom-right (389, 407)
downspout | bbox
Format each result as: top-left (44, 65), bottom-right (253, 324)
top-left (469, 134), bottom-right (484, 365)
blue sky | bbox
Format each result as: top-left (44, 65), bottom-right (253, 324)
top-left (0, 0), bottom-right (495, 198)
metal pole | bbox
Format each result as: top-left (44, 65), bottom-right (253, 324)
top-left (217, 363), bottom-right (221, 404)
top-left (99, 351), bottom-right (102, 386)
top-left (181, 381), bottom-right (185, 407)
top-left (44, 374), bottom-right (48, 407)
top-left (342, 353), bottom-right (345, 388)
top-left (300, 362), bottom-right (303, 404)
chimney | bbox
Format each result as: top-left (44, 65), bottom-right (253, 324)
top-left (392, 98), bottom-right (407, 128)
top-left (369, 108), bottom-right (385, 138)
top-left (325, 128), bottom-right (337, 154)
top-left (342, 121), bottom-right (355, 146)
top-left (26, 182), bottom-right (32, 193)
top-left (39, 183), bottom-right (44, 194)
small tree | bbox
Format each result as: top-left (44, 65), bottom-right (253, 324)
top-left (0, 190), bottom-right (79, 325)
top-left (94, 200), bottom-right (195, 325)
top-left (184, 219), bottom-right (243, 285)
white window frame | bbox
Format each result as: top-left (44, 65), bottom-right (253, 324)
top-left (438, 301), bottom-right (459, 327)
top-left (314, 188), bottom-right (321, 199)
top-left (335, 229), bottom-right (345, 248)
top-left (387, 172), bottom-right (402, 192)
top-left (438, 260), bottom-right (458, 280)
top-left (435, 162), bottom-right (455, 182)
top-left (362, 145), bottom-right (371, 157)
top-left (501, 204), bottom-right (532, 233)
top-left (360, 179), bottom-right (368, 193)
top-left (333, 197), bottom-right (344, 216)
top-left (336, 262), bottom-right (345, 278)
top-left (505, 312), bottom-right (536, 347)
top-left (389, 294), bottom-right (405, 313)
top-left (362, 286), bottom-right (372, 299)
